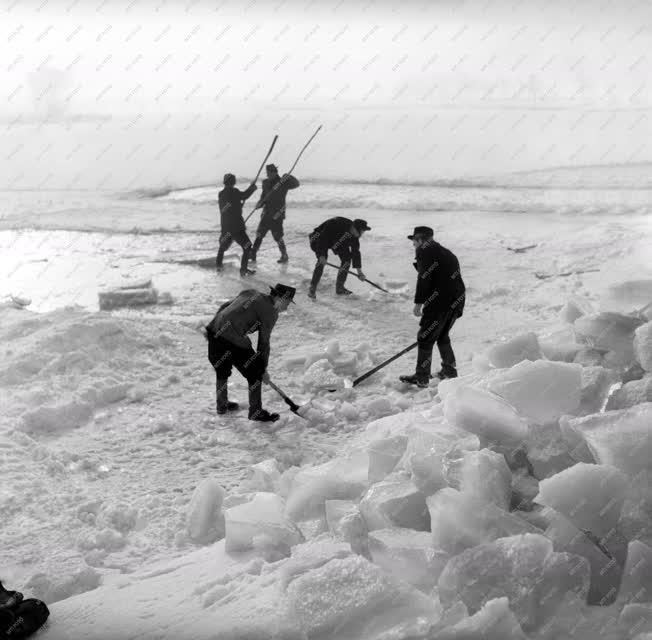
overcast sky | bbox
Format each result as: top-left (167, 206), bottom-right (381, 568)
top-left (2, 0), bottom-right (651, 188)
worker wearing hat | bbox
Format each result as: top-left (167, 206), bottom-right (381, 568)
top-left (307, 217), bottom-right (371, 299)
top-left (250, 164), bottom-right (300, 264)
top-left (400, 226), bottom-right (465, 387)
top-left (217, 173), bottom-right (257, 277)
top-left (205, 283), bottom-right (296, 422)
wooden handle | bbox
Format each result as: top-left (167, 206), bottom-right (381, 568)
top-left (352, 342), bottom-right (419, 387)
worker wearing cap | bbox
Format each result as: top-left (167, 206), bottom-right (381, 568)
top-left (205, 283), bottom-right (296, 422)
top-left (400, 226), bottom-right (465, 387)
top-left (308, 217), bottom-right (370, 298)
top-left (217, 174), bottom-right (257, 277)
top-left (250, 164), bottom-right (300, 264)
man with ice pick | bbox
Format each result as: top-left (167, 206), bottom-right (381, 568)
top-left (400, 226), bottom-right (465, 387)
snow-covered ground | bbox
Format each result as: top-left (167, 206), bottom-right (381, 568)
top-left (1, 170), bottom-right (652, 639)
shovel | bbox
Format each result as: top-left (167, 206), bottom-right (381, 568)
top-left (324, 262), bottom-right (392, 294)
top-left (266, 379), bottom-right (307, 418)
top-left (329, 342), bottom-right (419, 391)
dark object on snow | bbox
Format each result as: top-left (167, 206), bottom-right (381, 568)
top-left (0, 581), bottom-right (50, 639)
top-left (507, 244), bottom-right (537, 253)
top-left (535, 268), bottom-right (600, 280)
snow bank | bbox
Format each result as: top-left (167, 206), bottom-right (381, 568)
top-left (0, 306), bottom-right (191, 434)
top-left (23, 285), bottom-right (652, 639)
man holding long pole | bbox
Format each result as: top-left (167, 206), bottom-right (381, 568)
top-left (250, 164), bottom-right (300, 264)
top-left (216, 173), bottom-right (257, 277)
top-left (400, 226), bottom-right (466, 387)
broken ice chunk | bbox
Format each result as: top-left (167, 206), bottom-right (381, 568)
top-left (279, 534), bottom-right (352, 589)
top-left (619, 603), bottom-right (652, 637)
top-left (539, 326), bottom-right (583, 362)
top-left (284, 556), bottom-right (443, 639)
top-left (542, 507), bottom-right (626, 605)
top-left (438, 533), bottom-right (590, 632)
top-left (302, 358), bottom-right (343, 391)
top-left (224, 492), bottom-right (303, 556)
top-left (325, 499), bottom-right (368, 556)
top-left (579, 366), bottom-right (620, 414)
top-left (368, 528), bottom-right (449, 592)
top-left (574, 311), bottom-right (643, 355)
top-left (186, 478), bottom-right (225, 544)
top-left (457, 449), bottom-right (512, 510)
top-left (606, 376), bottom-right (652, 411)
top-left (427, 488), bottom-right (539, 555)
top-left (635, 322), bottom-right (652, 371)
top-left (486, 360), bottom-right (582, 424)
top-left (242, 458), bottom-right (281, 493)
top-left (526, 422), bottom-right (578, 479)
top-left (285, 453), bottom-right (368, 521)
top-left (619, 540), bottom-right (652, 605)
top-left (535, 463), bottom-right (627, 537)
top-left (560, 296), bottom-right (594, 324)
top-left (367, 435), bottom-right (408, 483)
top-left (98, 286), bottom-right (159, 311)
top-left (485, 332), bottom-right (543, 369)
top-left (442, 385), bottom-right (528, 446)
top-left (359, 478), bottom-right (430, 532)
top-left (435, 598), bottom-right (526, 640)
top-left (560, 403), bottom-right (652, 478)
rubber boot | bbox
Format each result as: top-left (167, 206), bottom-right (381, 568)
top-left (335, 262), bottom-right (351, 294)
top-left (247, 381), bottom-right (279, 422)
top-left (399, 374), bottom-right (429, 388)
top-left (216, 378), bottom-right (239, 414)
top-left (277, 239), bottom-right (289, 264)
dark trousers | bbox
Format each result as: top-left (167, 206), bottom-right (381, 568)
top-left (217, 230), bottom-right (252, 273)
top-left (252, 214), bottom-right (286, 257)
top-left (208, 335), bottom-right (265, 415)
top-left (309, 243), bottom-right (351, 292)
top-left (416, 308), bottom-right (459, 378)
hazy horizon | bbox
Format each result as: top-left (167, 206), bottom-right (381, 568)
top-left (2, 0), bottom-right (651, 189)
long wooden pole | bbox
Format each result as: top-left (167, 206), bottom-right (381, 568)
top-left (251, 134), bottom-right (279, 184)
top-left (244, 124), bottom-right (322, 223)
top-left (352, 342), bottom-right (419, 387)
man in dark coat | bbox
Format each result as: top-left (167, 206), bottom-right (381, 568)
top-left (250, 164), bottom-right (300, 264)
top-left (205, 283), bottom-right (295, 422)
top-left (400, 226), bottom-right (465, 387)
top-left (217, 173), bottom-right (257, 277)
top-left (308, 217), bottom-right (370, 299)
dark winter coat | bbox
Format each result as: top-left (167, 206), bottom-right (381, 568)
top-left (414, 240), bottom-right (465, 317)
top-left (218, 184), bottom-right (257, 233)
top-left (205, 289), bottom-right (279, 367)
top-left (309, 216), bottom-right (362, 268)
top-left (256, 175), bottom-right (300, 220)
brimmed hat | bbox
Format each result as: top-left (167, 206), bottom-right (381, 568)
top-left (270, 283), bottom-right (296, 304)
top-left (353, 219), bottom-right (371, 232)
top-left (407, 226), bottom-right (434, 240)
top-left (266, 164), bottom-right (278, 173)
